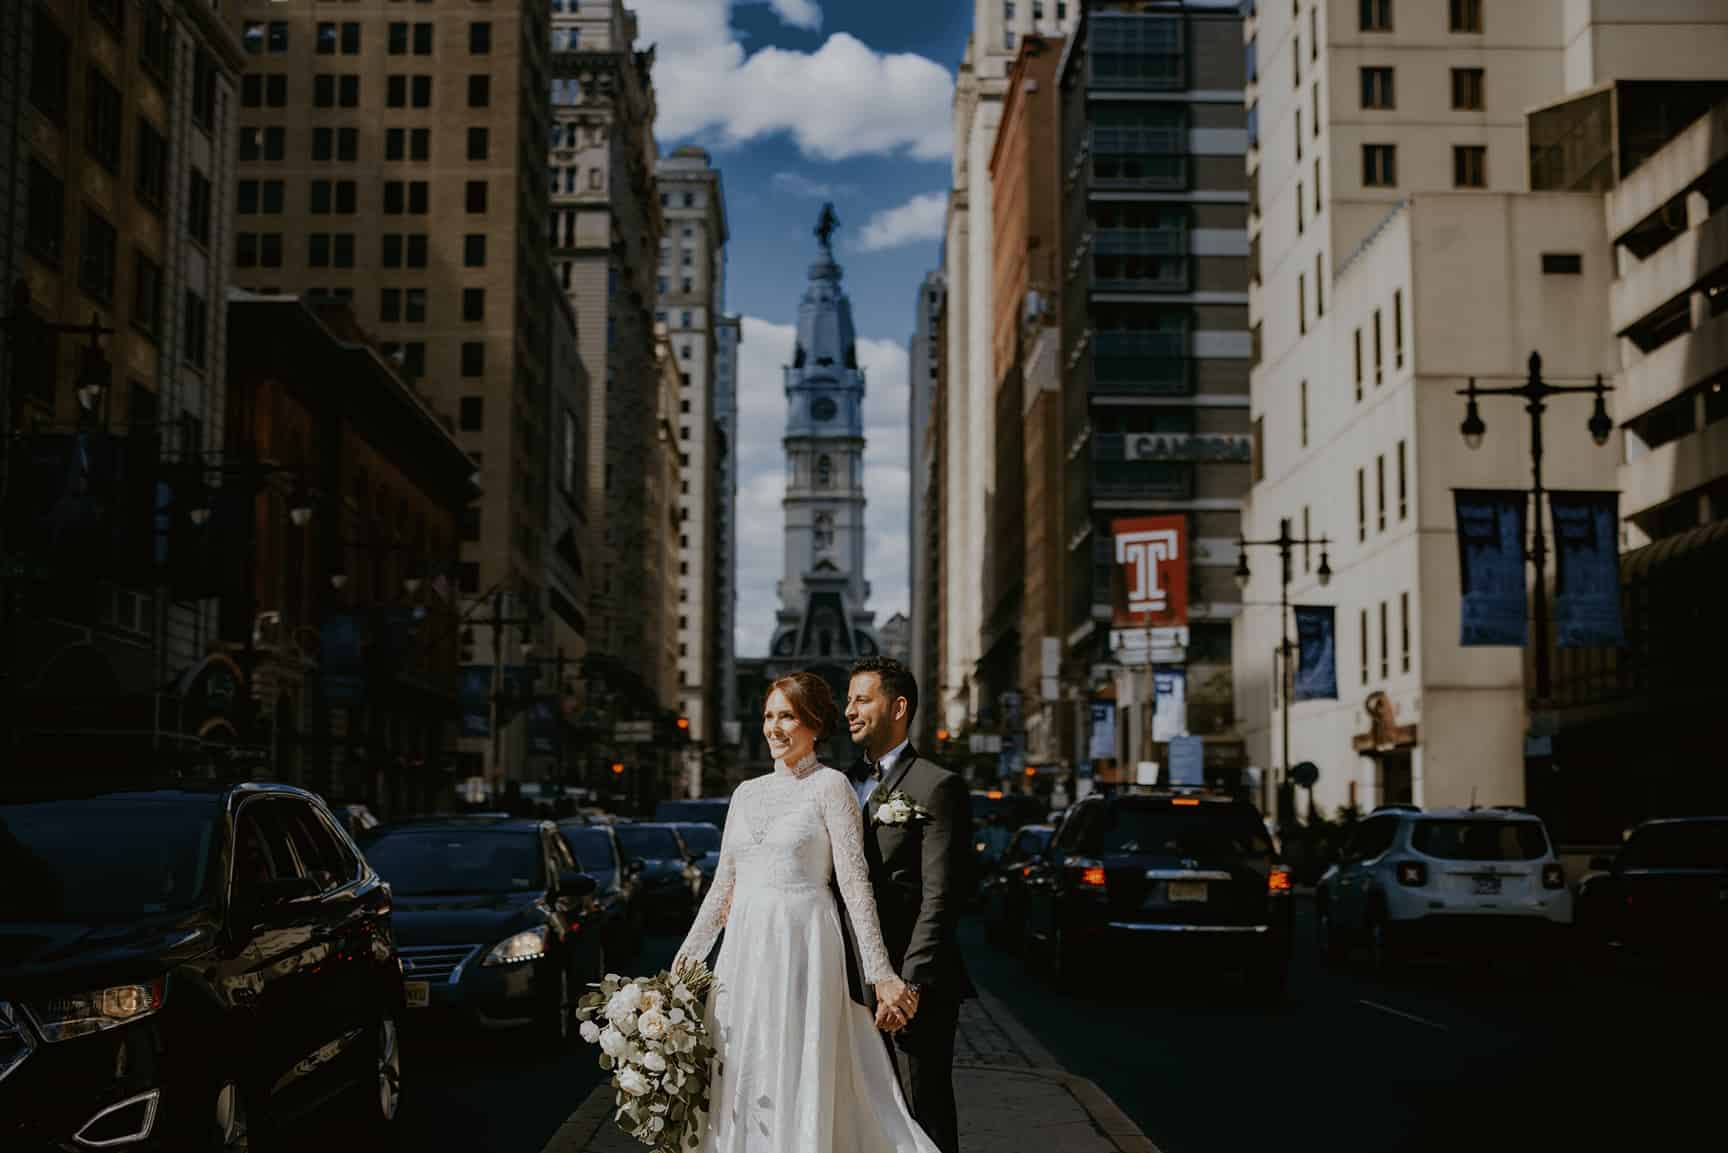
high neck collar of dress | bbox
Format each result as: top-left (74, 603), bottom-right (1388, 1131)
top-left (773, 752), bottom-right (821, 779)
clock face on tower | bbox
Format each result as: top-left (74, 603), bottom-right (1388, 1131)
top-left (810, 396), bottom-right (838, 422)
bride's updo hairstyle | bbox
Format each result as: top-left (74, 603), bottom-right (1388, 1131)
top-left (768, 672), bottom-right (842, 744)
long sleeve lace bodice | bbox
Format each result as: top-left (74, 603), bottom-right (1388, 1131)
top-left (671, 760), bottom-right (894, 984)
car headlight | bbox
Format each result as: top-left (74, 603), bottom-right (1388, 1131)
top-left (482, 926), bottom-right (549, 967)
top-left (28, 978), bottom-right (165, 1042)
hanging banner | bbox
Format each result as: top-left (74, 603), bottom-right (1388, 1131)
top-left (1550, 491), bottom-right (1624, 648)
top-left (527, 698), bottom-right (560, 756)
top-left (1088, 701), bottom-right (1117, 761)
top-left (459, 666), bottom-right (492, 737)
top-left (1454, 490), bottom-right (1528, 646)
top-left (1111, 515), bottom-right (1188, 627)
top-left (321, 614), bottom-right (366, 704)
top-left (1292, 605), bottom-right (1338, 701)
top-left (1152, 669), bottom-right (1186, 742)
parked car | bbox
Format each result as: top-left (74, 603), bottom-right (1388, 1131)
top-left (668, 822), bottom-right (723, 891)
top-left (1315, 805), bottom-right (1573, 974)
top-left (359, 817), bottom-right (599, 1047)
top-left (557, 821), bottom-right (647, 962)
top-left (1, 782), bottom-right (403, 1151)
top-left (1576, 816), bottom-right (1728, 969)
top-left (1021, 790), bottom-right (1293, 1000)
top-left (611, 823), bottom-right (704, 927)
top-left (654, 798), bottom-right (731, 831)
top-left (329, 802), bottom-right (380, 840)
top-left (980, 824), bottom-right (1055, 951)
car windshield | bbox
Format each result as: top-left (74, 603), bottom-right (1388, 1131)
top-left (677, 825), bottom-right (721, 854)
top-left (1619, 822), bottom-right (1728, 870)
top-left (1411, 819), bottom-right (1549, 861)
top-left (615, 826), bottom-right (683, 860)
top-left (363, 830), bottom-right (544, 895)
top-left (0, 794), bottom-right (219, 921)
top-left (562, 828), bottom-right (616, 872)
top-left (1089, 805), bottom-right (1272, 857)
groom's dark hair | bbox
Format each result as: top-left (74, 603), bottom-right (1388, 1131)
top-left (849, 656), bottom-right (918, 723)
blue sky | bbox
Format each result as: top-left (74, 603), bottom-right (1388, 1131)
top-left (632, 0), bottom-right (970, 658)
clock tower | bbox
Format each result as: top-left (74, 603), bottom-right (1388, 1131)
top-left (769, 204), bottom-right (880, 676)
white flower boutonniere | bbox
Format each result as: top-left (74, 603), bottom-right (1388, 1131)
top-left (873, 790), bottom-right (931, 827)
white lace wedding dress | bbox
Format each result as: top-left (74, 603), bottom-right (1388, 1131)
top-left (672, 756), bottom-right (941, 1153)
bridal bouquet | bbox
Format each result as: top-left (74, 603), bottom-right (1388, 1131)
top-left (577, 958), bottom-right (719, 1153)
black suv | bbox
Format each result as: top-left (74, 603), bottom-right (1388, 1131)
top-left (1, 782), bottom-right (403, 1151)
top-left (360, 817), bottom-right (599, 1046)
top-left (1021, 791), bottom-right (1292, 999)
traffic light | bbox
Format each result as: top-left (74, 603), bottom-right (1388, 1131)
top-left (1024, 765), bottom-right (1037, 779)
top-left (676, 716), bottom-right (690, 732)
top-left (610, 761), bottom-right (625, 776)
top-left (936, 729), bottom-right (949, 742)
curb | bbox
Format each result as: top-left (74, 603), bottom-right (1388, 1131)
top-left (539, 1082), bottom-right (615, 1153)
top-left (1057, 1071), bottom-right (1161, 1153)
top-left (972, 987), bottom-right (1062, 1070)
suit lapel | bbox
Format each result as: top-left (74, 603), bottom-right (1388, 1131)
top-left (868, 747), bottom-right (919, 836)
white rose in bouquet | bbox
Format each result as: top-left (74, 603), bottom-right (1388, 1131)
top-left (579, 1020), bottom-right (602, 1044)
top-left (636, 1009), bottom-right (670, 1042)
top-left (577, 959), bottom-right (718, 1153)
top-left (641, 1051), bottom-right (668, 1072)
top-left (617, 1067), bottom-right (650, 1096)
top-left (605, 983), bottom-right (643, 1022)
top-left (599, 1026), bottom-right (630, 1059)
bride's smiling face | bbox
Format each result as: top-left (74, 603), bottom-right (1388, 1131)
top-left (762, 689), bottom-right (815, 765)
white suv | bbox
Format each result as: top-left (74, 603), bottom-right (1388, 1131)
top-left (1316, 805), bottom-right (1572, 972)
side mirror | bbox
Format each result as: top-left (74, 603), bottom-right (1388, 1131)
top-left (1589, 855), bottom-right (1614, 872)
top-left (559, 870), bottom-right (598, 898)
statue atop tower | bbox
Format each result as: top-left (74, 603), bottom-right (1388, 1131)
top-left (767, 206), bottom-right (880, 673)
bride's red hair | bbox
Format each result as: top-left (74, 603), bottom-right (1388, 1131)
top-left (768, 672), bottom-right (841, 743)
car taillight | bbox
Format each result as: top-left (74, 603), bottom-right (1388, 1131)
top-left (1080, 866), bottom-right (1107, 888)
top-left (1021, 865), bottom-right (1034, 878)
top-left (1542, 864), bottom-right (1565, 890)
top-left (1396, 861), bottom-right (1427, 887)
top-left (1267, 866), bottom-right (1292, 893)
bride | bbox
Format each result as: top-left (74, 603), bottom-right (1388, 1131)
top-left (672, 671), bottom-right (940, 1153)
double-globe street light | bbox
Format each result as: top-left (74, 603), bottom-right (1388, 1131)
top-left (1457, 350), bottom-right (1613, 705)
top-left (1234, 518), bottom-right (1331, 823)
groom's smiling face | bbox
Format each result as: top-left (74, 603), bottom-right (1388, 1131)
top-left (846, 673), bottom-right (906, 758)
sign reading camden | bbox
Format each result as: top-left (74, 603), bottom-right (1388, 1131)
top-left (1112, 515), bottom-right (1188, 627)
top-left (1123, 433), bottom-right (1253, 463)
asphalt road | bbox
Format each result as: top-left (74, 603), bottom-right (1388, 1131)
top-left (964, 898), bottom-right (1728, 1153)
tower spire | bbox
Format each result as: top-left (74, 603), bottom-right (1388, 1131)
top-left (814, 202), bottom-right (840, 255)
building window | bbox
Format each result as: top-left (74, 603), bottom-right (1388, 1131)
top-left (466, 181), bottom-right (488, 213)
top-left (1315, 158), bottom-right (1323, 212)
top-left (470, 22), bottom-right (491, 54)
top-left (1360, 67), bottom-right (1394, 110)
top-left (1298, 273), bottom-right (1306, 336)
top-left (380, 287), bottom-right (401, 322)
top-left (187, 170), bottom-right (212, 247)
top-left (1360, 0), bottom-right (1392, 32)
top-left (25, 160), bottom-right (63, 265)
top-left (136, 119), bottom-right (168, 210)
top-left (464, 234), bottom-right (487, 267)
top-left (1452, 67), bottom-right (1484, 110)
top-left (468, 126), bottom-right (489, 161)
top-left (30, 7), bottom-right (69, 123)
top-left (1376, 453), bottom-right (1387, 533)
top-left (1299, 380), bottom-right (1309, 448)
top-left (183, 290), bottom-right (208, 369)
top-left (1393, 289), bottom-right (1405, 368)
top-left (1396, 439), bottom-right (1408, 520)
top-left (1357, 467), bottom-right (1367, 542)
top-left (1296, 182), bottom-right (1304, 234)
top-left (463, 288), bottom-right (485, 322)
top-left (1363, 143), bottom-right (1397, 187)
top-left (1399, 592), bottom-right (1411, 673)
top-left (1377, 602), bottom-right (1390, 679)
top-left (1449, 0), bottom-right (1482, 34)
top-left (131, 253), bottom-right (163, 342)
top-left (817, 455), bottom-right (833, 488)
top-left (468, 75), bottom-right (491, 108)
top-left (1541, 252), bottom-right (1583, 275)
top-left (413, 22), bottom-right (433, 54)
top-left (1453, 145), bottom-right (1487, 188)
top-left (85, 68), bottom-right (122, 172)
top-left (1315, 252), bottom-right (1325, 316)
top-left (1353, 328), bottom-right (1363, 402)
top-left (461, 341), bottom-right (485, 377)
top-left (1372, 309), bottom-right (1383, 384)
top-left (1360, 608), bottom-right (1370, 684)
top-left (460, 396), bottom-right (484, 431)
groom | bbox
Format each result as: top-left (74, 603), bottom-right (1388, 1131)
top-left (842, 656), bottom-right (974, 1153)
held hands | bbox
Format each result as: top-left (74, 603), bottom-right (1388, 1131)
top-left (873, 977), bottom-right (919, 1033)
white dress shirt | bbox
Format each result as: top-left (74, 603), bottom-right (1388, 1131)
top-left (857, 738), bottom-right (911, 809)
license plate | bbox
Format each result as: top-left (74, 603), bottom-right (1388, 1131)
top-left (1167, 880), bottom-right (1208, 903)
top-left (404, 981), bottom-right (430, 1009)
top-left (1473, 876), bottom-right (1502, 896)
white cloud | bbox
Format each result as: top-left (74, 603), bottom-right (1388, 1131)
top-left (733, 316), bottom-right (911, 658)
top-left (633, 2), bottom-right (953, 161)
top-left (856, 191), bottom-right (948, 253)
top-left (766, 0), bottom-right (823, 31)
top-left (772, 171), bottom-right (854, 200)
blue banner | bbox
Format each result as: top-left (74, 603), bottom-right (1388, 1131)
top-left (321, 615), bottom-right (366, 704)
top-left (1454, 490), bottom-right (1528, 646)
top-left (527, 698), bottom-right (560, 756)
top-left (1550, 491), bottom-right (1624, 648)
top-left (1293, 605), bottom-right (1338, 701)
top-left (459, 666), bottom-right (492, 737)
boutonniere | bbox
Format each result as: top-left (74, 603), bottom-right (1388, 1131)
top-left (873, 790), bottom-right (931, 827)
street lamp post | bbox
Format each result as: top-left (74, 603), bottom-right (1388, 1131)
top-left (1457, 351), bottom-right (1613, 703)
top-left (1234, 518), bottom-right (1332, 823)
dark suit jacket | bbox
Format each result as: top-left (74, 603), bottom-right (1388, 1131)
top-left (837, 747), bottom-right (976, 1007)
